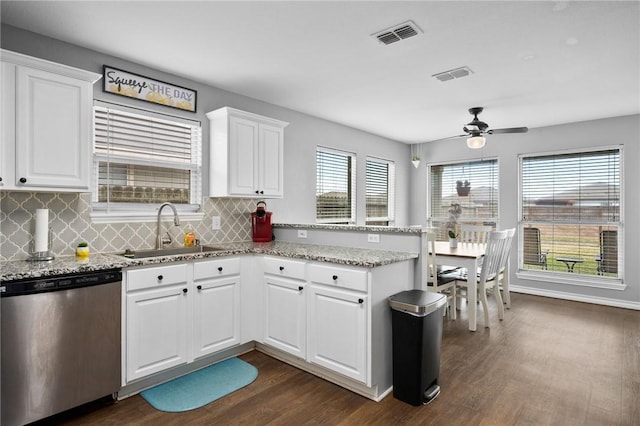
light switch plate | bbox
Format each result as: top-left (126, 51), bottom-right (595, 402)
top-left (297, 230), bottom-right (307, 239)
top-left (211, 216), bottom-right (221, 230)
top-left (367, 234), bottom-right (380, 243)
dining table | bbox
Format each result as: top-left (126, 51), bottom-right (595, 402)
top-left (433, 241), bottom-right (487, 331)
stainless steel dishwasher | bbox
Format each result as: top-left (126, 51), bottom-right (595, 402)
top-left (1, 269), bottom-right (122, 426)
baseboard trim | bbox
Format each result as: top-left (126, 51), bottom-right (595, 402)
top-left (509, 285), bottom-right (640, 311)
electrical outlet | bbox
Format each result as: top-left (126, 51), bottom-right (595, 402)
top-left (367, 234), bottom-right (380, 243)
top-left (297, 230), bottom-right (307, 239)
top-left (211, 216), bottom-right (221, 230)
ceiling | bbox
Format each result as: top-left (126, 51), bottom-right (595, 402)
top-left (2, 1), bottom-right (639, 144)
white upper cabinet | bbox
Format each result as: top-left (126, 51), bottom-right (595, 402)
top-left (207, 107), bottom-right (288, 198)
top-left (0, 50), bottom-right (101, 191)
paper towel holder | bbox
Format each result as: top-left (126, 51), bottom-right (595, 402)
top-left (27, 228), bottom-right (55, 262)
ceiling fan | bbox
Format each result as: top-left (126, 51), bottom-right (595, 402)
top-left (433, 107), bottom-right (528, 149)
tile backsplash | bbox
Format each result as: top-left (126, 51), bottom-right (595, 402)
top-left (0, 192), bottom-right (257, 261)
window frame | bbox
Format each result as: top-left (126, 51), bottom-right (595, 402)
top-left (315, 146), bottom-right (356, 224)
top-left (517, 145), bottom-right (624, 289)
top-left (90, 101), bottom-right (204, 223)
top-left (427, 157), bottom-right (500, 239)
top-left (365, 156), bottom-right (395, 226)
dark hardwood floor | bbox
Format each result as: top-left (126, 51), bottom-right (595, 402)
top-left (35, 293), bottom-right (639, 425)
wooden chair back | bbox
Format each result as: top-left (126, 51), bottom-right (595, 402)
top-left (459, 224), bottom-right (492, 243)
top-left (598, 230), bottom-right (618, 274)
top-left (478, 230), bottom-right (510, 284)
top-left (425, 232), bottom-right (442, 289)
top-left (523, 227), bottom-right (548, 269)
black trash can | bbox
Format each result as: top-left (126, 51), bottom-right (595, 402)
top-left (389, 289), bottom-right (447, 406)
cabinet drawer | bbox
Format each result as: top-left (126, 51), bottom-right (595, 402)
top-left (263, 256), bottom-right (306, 280)
top-left (126, 263), bottom-right (188, 291)
top-left (309, 263), bottom-right (368, 292)
top-left (194, 257), bottom-right (240, 280)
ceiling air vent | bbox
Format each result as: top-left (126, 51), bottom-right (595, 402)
top-left (373, 20), bottom-right (422, 45)
top-left (432, 66), bottom-right (474, 82)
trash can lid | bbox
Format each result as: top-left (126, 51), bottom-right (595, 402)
top-left (389, 290), bottom-right (447, 316)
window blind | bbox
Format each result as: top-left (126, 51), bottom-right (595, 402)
top-left (316, 147), bottom-right (356, 223)
top-left (521, 149), bottom-right (620, 223)
top-left (93, 106), bottom-right (202, 207)
top-left (519, 148), bottom-right (622, 278)
top-left (429, 159), bottom-right (499, 230)
top-left (366, 158), bottom-right (395, 225)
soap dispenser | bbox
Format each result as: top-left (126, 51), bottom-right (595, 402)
top-left (184, 224), bottom-right (196, 247)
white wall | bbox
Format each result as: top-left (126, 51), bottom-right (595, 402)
top-left (410, 114), bottom-right (640, 307)
top-left (1, 24), bottom-right (412, 227)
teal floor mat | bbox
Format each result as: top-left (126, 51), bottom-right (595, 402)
top-left (140, 357), bottom-right (258, 412)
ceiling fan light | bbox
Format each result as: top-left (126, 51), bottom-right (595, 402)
top-left (467, 135), bottom-right (486, 149)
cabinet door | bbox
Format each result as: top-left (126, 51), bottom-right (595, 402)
top-left (307, 284), bottom-right (368, 384)
top-left (264, 276), bottom-right (306, 358)
top-left (126, 285), bottom-right (189, 381)
top-left (192, 276), bottom-right (241, 359)
top-left (15, 66), bottom-right (91, 189)
top-left (0, 61), bottom-right (15, 188)
top-left (258, 123), bottom-right (284, 197)
top-left (228, 115), bottom-right (258, 196)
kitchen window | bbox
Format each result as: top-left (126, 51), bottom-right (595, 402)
top-left (316, 147), bottom-right (356, 224)
top-left (366, 157), bottom-right (395, 226)
top-left (91, 103), bottom-right (202, 222)
top-left (519, 147), bottom-right (623, 285)
top-left (427, 159), bottom-right (499, 239)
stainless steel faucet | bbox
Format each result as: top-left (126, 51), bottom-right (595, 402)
top-left (156, 202), bottom-right (181, 249)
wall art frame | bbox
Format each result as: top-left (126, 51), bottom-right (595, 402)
top-left (103, 65), bottom-right (197, 112)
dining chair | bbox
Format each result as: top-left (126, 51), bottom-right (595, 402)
top-left (595, 229), bottom-right (617, 276)
top-left (454, 224), bottom-right (492, 306)
top-left (523, 227), bottom-right (548, 270)
top-left (442, 229), bottom-right (514, 328)
top-left (459, 224), bottom-right (492, 243)
top-left (425, 231), bottom-right (458, 319)
top-left (497, 228), bottom-right (516, 309)
top-left (456, 224), bottom-right (493, 307)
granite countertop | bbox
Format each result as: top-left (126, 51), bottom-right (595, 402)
top-left (273, 223), bottom-right (427, 233)
top-left (0, 241), bottom-right (419, 282)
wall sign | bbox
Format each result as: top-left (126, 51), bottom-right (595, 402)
top-left (103, 66), bottom-right (197, 112)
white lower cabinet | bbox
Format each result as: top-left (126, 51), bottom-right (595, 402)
top-left (122, 253), bottom-right (413, 401)
top-left (193, 259), bottom-right (241, 359)
top-left (263, 256), bottom-right (306, 358)
top-left (306, 263), bottom-right (370, 385)
top-left (261, 259), bottom-right (371, 385)
top-left (307, 284), bottom-right (368, 384)
top-left (124, 258), bottom-right (241, 383)
top-left (125, 264), bottom-right (190, 381)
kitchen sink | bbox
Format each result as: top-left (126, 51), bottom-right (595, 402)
top-left (121, 245), bottom-right (225, 259)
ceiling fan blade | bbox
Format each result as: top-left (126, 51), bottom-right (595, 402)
top-left (426, 134), bottom-right (467, 143)
top-left (487, 127), bottom-right (528, 134)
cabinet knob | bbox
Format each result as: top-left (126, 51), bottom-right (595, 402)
top-left (332, 275), bottom-right (338, 281)
top-left (0, 177), bottom-right (3, 182)
top-left (157, 275), bottom-right (163, 281)
top-left (183, 288), bottom-right (188, 294)
top-left (197, 285), bottom-right (202, 290)
top-left (298, 286), bottom-right (304, 291)
top-left (255, 190), bottom-right (260, 194)
top-left (19, 177), bottom-right (27, 183)
top-left (259, 190), bottom-right (264, 194)
top-left (358, 298), bottom-right (364, 304)
top-left (218, 266), bottom-right (223, 272)
top-left (279, 266), bottom-right (285, 271)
